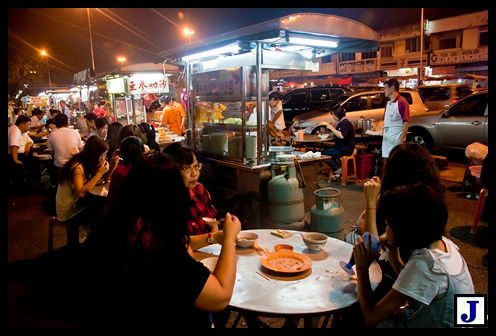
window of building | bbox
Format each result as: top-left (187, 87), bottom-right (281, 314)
top-left (321, 55), bottom-right (333, 63)
top-left (340, 53), bottom-right (356, 62)
top-left (381, 45), bottom-right (393, 58)
top-left (405, 37), bottom-right (420, 53)
top-left (479, 30), bottom-right (488, 47)
top-left (361, 51), bottom-right (377, 60)
top-left (439, 37), bottom-right (457, 50)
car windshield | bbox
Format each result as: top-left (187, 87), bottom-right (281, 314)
top-left (418, 87), bottom-right (450, 101)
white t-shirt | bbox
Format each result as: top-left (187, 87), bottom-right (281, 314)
top-left (8, 125), bottom-right (33, 154)
top-left (393, 236), bottom-right (474, 305)
top-left (47, 127), bottom-right (83, 167)
top-left (270, 100), bottom-right (285, 131)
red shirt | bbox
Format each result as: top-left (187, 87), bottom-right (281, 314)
top-left (93, 107), bottom-right (106, 118)
top-left (187, 183), bottom-right (217, 235)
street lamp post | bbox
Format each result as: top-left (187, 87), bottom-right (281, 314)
top-left (87, 8), bottom-right (96, 74)
top-left (183, 28), bottom-right (194, 43)
top-left (40, 49), bottom-right (52, 91)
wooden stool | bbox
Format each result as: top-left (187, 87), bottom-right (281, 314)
top-left (340, 148), bottom-right (358, 186)
top-left (47, 216), bottom-right (79, 252)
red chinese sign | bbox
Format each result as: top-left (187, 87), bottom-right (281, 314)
top-left (128, 74), bottom-right (169, 94)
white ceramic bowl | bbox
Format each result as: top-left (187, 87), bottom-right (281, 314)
top-left (318, 134), bottom-right (330, 140)
top-left (301, 232), bottom-right (328, 251)
top-left (235, 232), bottom-right (259, 248)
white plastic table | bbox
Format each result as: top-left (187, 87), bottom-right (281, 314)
top-left (197, 229), bottom-right (382, 326)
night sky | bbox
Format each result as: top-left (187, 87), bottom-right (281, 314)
top-left (8, 8), bottom-right (485, 84)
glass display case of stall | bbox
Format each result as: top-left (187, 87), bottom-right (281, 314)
top-left (114, 96), bottom-right (147, 125)
top-left (191, 66), bottom-right (270, 165)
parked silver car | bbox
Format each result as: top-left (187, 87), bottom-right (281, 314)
top-left (408, 91), bottom-right (488, 150)
top-left (292, 89), bottom-right (429, 134)
top-left (417, 84), bottom-right (474, 111)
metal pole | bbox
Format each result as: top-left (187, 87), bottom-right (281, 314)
top-left (256, 42), bottom-right (263, 165)
top-left (419, 8), bottom-right (424, 86)
top-left (87, 8), bottom-right (96, 74)
top-left (45, 55), bottom-right (52, 91)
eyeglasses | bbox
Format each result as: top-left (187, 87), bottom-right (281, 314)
top-left (181, 163), bottom-right (202, 173)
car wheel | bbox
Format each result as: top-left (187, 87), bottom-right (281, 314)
top-left (409, 129), bottom-right (433, 150)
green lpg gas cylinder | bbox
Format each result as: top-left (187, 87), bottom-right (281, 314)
top-left (268, 163), bottom-right (305, 224)
top-left (310, 188), bottom-right (345, 240)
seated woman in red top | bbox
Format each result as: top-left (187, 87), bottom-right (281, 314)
top-left (163, 143), bottom-right (219, 236)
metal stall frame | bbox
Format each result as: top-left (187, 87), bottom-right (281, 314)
top-left (161, 12), bottom-right (378, 169)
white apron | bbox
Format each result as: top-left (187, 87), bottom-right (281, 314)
top-left (382, 126), bottom-right (403, 158)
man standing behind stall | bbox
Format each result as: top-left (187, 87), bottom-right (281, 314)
top-left (267, 91), bottom-right (286, 144)
top-left (159, 96), bottom-right (185, 136)
top-left (381, 78), bottom-right (409, 162)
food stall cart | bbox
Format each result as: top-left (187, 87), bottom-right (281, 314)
top-left (160, 13), bottom-right (378, 227)
top-left (102, 62), bottom-right (179, 126)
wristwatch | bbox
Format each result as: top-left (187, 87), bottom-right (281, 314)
top-left (207, 232), bottom-right (214, 245)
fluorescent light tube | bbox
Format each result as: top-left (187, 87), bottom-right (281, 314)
top-left (182, 44), bottom-right (240, 62)
top-left (288, 37), bottom-right (338, 48)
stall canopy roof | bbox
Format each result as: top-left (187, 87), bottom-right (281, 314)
top-left (119, 62), bottom-right (179, 73)
top-left (159, 13), bottom-right (378, 60)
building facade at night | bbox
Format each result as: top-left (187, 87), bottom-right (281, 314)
top-left (271, 10), bottom-right (487, 90)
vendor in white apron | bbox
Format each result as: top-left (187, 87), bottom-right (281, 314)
top-left (382, 78), bottom-right (410, 158)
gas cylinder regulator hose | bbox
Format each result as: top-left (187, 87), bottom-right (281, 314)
top-left (293, 158), bottom-right (306, 188)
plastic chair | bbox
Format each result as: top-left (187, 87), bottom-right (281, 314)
top-left (471, 188), bottom-right (488, 234)
top-left (340, 148), bottom-right (358, 186)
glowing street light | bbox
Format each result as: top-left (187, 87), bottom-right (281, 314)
top-left (117, 56), bottom-right (127, 68)
top-left (40, 49), bottom-right (52, 91)
top-left (183, 27), bottom-right (194, 42)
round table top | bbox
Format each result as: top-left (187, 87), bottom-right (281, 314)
top-left (198, 229), bottom-right (382, 317)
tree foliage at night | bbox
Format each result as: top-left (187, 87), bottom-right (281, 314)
top-left (8, 55), bottom-right (43, 100)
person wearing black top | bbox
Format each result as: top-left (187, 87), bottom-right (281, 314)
top-left (139, 122), bottom-right (160, 152)
top-left (322, 106), bottom-right (356, 180)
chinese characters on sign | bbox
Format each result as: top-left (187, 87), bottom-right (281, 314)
top-left (128, 73), bottom-right (169, 94)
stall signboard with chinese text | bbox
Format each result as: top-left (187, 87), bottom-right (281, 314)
top-left (128, 73), bottom-right (169, 95)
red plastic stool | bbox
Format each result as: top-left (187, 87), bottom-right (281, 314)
top-left (471, 188), bottom-right (488, 234)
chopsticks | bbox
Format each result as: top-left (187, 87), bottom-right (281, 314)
top-left (256, 270), bottom-right (271, 281)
